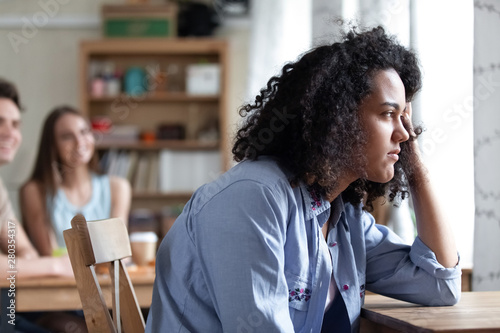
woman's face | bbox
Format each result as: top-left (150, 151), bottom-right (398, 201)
top-left (358, 68), bottom-right (410, 183)
top-left (54, 113), bottom-right (95, 168)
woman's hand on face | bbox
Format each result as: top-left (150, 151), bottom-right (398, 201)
top-left (402, 102), bottom-right (417, 139)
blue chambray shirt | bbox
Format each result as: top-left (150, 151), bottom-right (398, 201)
top-left (146, 157), bottom-right (461, 333)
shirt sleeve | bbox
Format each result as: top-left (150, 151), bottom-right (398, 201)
top-left (192, 179), bottom-right (295, 332)
top-left (363, 211), bottom-right (461, 306)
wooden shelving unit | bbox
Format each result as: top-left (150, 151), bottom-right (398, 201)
top-left (79, 38), bottom-right (229, 215)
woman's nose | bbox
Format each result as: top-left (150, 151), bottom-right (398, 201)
top-left (394, 118), bottom-right (410, 143)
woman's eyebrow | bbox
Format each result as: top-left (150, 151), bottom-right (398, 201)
top-left (380, 101), bottom-right (402, 110)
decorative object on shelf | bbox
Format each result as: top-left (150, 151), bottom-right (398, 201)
top-left (141, 131), bottom-right (157, 143)
top-left (148, 63), bottom-right (168, 92)
top-left (91, 116), bottom-right (113, 133)
top-left (102, 3), bottom-right (178, 38)
top-left (88, 61), bottom-right (123, 97)
top-left (166, 63), bottom-right (185, 92)
top-left (124, 67), bottom-right (147, 96)
top-left (90, 75), bottom-right (106, 97)
top-left (157, 124), bottom-right (185, 140)
top-left (106, 73), bottom-right (122, 96)
top-left (177, 1), bottom-right (220, 37)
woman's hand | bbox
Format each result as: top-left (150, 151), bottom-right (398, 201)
top-left (401, 102), bottom-right (420, 144)
top-left (399, 102), bottom-right (425, 184)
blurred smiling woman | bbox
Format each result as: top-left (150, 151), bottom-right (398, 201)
top-left (20, 106), bottom-right (131, 256)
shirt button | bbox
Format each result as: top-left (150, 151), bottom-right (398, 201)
top-left (328, 242), bottom-right (337, 247)
top-left (343, 284), bottom-right (349, 291)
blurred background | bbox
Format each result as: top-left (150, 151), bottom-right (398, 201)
top-left (0, 0), bottom-right (498, 291)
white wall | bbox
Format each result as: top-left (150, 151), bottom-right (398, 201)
top-left (473, 0), bottom-right (500, 291)
top-left (246, 0), bottom-right (312, 102)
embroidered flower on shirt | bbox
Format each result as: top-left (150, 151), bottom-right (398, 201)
top-left (289, 288), bottom-right (311, 302)
top-left (308, 187), bottom-right (322, 211)
top-left (360, 284), bottom-right (365, 298)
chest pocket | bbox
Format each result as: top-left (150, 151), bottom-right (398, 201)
top-left (285, 271), bottom-right (311, 331)
top-left (285, 271), bottom-right (312, 311)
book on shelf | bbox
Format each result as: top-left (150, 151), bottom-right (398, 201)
top-left (147, 153), bottom-right (159, 192)
top-left (100, 149), bottom-right (221, 194)
top-left (102, 149), bottom-right (135, 179)
top-left (133, 153), bottom-right (151, 192)
top-left (126, 150), bottom-right (140, 183)
top-left (159, 150), bottom-right (221, 192)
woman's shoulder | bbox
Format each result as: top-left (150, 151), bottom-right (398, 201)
top-left (192, 157), bottom-right (293, 209)
top-left (20, 179), bottom-right (43, 196)
top-left (107, 175), bottom-right (131, 193)
top-left (231, 157), bottom-right (290, 183)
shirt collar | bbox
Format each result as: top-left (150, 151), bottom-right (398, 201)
top-left (299, 184), bottom-right (349, 230)
top-left (300, 184), bottom-right (331, 225)
top-left (329, 195), bottom-right (346, 229)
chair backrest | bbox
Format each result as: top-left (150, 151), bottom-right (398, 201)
top-left (63, 214), bottom-right (145, 333)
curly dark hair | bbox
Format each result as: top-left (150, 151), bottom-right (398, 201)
top-left (232, 26), bottom-right (423, 210)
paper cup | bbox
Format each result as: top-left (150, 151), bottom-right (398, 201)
top-left (129, 232), bottom-right (158, 266)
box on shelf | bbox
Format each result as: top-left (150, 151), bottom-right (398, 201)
top-left (186, 64), bottom-right (221, 95)
top-left (102, 4), bottom-right (178, 38)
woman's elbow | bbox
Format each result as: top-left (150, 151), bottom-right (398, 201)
top-left (424, 279), bottom-right (461, 306)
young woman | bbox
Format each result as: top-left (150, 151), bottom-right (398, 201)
top-left (21, 106), bottom-right (131, 256)
top-left (145, 26), bottom-right (461, 333)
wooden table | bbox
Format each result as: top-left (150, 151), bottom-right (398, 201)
top-left (361, 291), bottom-right (500, 333)
top-left (0, 265), bottom-right (155, 312)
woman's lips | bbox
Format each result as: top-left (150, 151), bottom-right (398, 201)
top-left (388, 153), bottom-right (399, 161)
top-left (387, 149), bottom-right (400, 161)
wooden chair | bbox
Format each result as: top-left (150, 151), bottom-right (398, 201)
top-left (63, 214), bottom-right (145, 333)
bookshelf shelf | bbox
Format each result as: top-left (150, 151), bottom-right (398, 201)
top-left (80, 38), bottom-right (229, 221)
top-left (95, 140), bottom-right (219, 151)
top-left (89, 92), bottom-right (220, 103)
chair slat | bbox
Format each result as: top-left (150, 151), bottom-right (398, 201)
top-left (87, 217), bottom-right (132, 264)
top-left (111, 260), bottom-right (121, 333)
